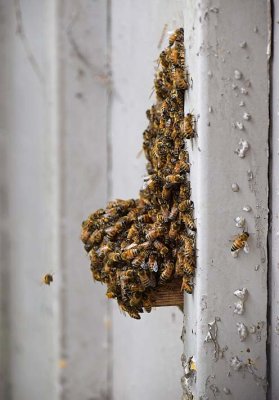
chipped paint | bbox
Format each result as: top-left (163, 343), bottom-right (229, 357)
top-left (236, 322), bottom-right (249, 341)
top-left (204, 318), bottom-right (221, 361)
top-left (243, 112), bottom-right (251, 120)
top-left (234, 70), bottom-right (242, 80)
top-left (231, 183), bottom-right (239, 192)
top-left (235, 139), bottom-right (249, 158)
top-left (234, 216), bottom-right (245, 228)
top-left (243, 205), bottom-right (252, 212)
top-left (230, 356), bottom-right (244, 371)
top-left (234, 288), bottom-right (248, 315)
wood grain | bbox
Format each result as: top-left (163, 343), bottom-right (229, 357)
top-left (153, 279), bottom-right (183, 307)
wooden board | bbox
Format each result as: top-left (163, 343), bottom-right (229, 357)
top-left (153, 279), bottom-right (183, 307)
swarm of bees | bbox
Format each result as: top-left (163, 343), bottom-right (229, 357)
top-left (81, 28), bottom-right (196, 319)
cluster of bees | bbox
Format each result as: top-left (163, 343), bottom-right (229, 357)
top-left (81, 28), bottom-right (196, 319)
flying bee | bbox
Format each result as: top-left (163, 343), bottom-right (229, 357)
top-left (148, 254), bottom-right (159, 272)
top-left (183, 113), bottom-right (195, 139)
top-left (42, 273), bottom-right (54, 286)
top-left (231, 231), bottom-right (249, 253)
top-left (169, 221), bottom-right (181, 240)
top-left (159, 261), bottom-right (174, 284)
top-left (181, 276), bottom-right (193, 293)
top-left (181, 214), bottom-right (196, 231)
top-left (178, 200), bottom-right (194, 212)
top-left (121, 248), bottom-right (139, 261)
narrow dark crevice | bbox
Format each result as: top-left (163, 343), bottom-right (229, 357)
top-left (266, 0), bottom-right (274, 398)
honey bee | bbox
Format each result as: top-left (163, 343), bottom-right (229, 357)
top-left (88, 229), bottom-right (104, 245)
top-left (129, 292), bottom-right (143, 307)
top-left (42, 273), bottom-right (53, 285)
top-left (178, 200), bottom-right (193, 212)
top-left (165, 174), bottom-right (183, 186)
top-left (142, 296), bottom-right (153, 313)
top-left (169, 221), bottom-right (181, 240)
top-left (138, 270), bottom-right (155, 288)
top-left (179, 182), bottom-right (191, 200)
top-left (181, 276), bottom-right (193, 294)
top-left (148, 253), bottom-right (159, 272)
top-left (181, 214), bottom-right (196, 231)
top-left (183, 260), bottom-right (195, 276)
top-left (121, 248), bottom-right (139, 261)
top-left (168, 27), bottom-right (184, 47)
top-left (172, 68), bottom-right (188, 90)
top-left (181, 236), bottom-right (195, 257)
top-left (108, 252), bottom-right (122, 262)
top-left (231, 232), bottom-right (249, 252)
top-left (174, 159), bottom-right (190, 174)
top-left (132, 253), bottom-right (146, 268)
top-left (153, 240), bottom-right (169, 256)
top-left (127, 224), bottom-right (140, 241)
top-left (159, 261), bottom-right (174, 284)
top-left (146, 225), bottom-right (165, 241)
top-left (183, 113), bottom-right (195, 139)
top-left (118, 300), bottom-right (141, 320)
top-left (168, 204), bottom-right (179, 220)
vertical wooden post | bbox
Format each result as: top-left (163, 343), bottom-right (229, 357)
top-left (183, 1), bottom-right (270, 398)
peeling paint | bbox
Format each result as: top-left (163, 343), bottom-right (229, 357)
top-left (239, 41), bottom-right (247, 48)
top-left (204, 317), bottom-right (221, 361)
top-left (231, 183), bottom-right (239, 192)
top-left (223, 387), bottom-right (231, 395)
top-left (235, 139), bottom-right (249, 158)
top-left (234, 70), bottom-right (242, 80)
top-left (236, 121), bottom-right (244, 130)
top-left (234, 216), bottom-right (245, 228)
top-left (230, 356), bottom-right (244, 371)
top-left (243, 205), bottom-right (252, 212)
top-left (234, 288), bottom-right (248, 315)
top-left (239, 100), bottom-right (245, 107)
top-left (243, 112), bottom-right (251, 120)
top-left (236, 322), bottom-right (249, 341)
top-left (240, 87), bottom-right (248, 95)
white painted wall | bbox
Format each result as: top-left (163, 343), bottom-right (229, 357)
top-left (0, 1), bottom-right (184, 399)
